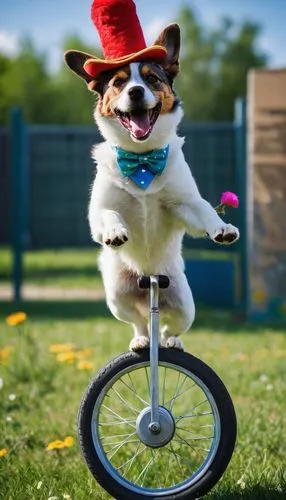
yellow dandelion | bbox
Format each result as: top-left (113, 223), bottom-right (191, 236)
top-left (0, 448), bottom-right (8, 458)
top-left (46, 439), bottom-right (66, 451)
top-left (77, 360), bottom-right (94, 370)
top-left (0, 346), bottom-right (14, 365)
top-left (49, 343), bottom-right (76, 353)
top-left (6, 312), bottom-right (27, 326)
top-left (46, 436), bottom-right (74, 451)
top-left (56, 351), bottom-right (76, 364)
top-left (63, 436), bottom-right (74, 448)
top-left (75, 348), bottom-right (93, 360)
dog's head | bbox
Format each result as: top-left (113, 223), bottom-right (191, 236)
top-left (65, 24), bottom-right (182, 149)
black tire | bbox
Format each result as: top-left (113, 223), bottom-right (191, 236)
top-left (78, 349), bottom-right (237, 499)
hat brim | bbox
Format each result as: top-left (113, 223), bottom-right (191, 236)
top-left (83, 45), bottom-right (167, 78)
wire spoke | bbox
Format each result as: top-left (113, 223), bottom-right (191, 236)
top-left (176, 425), bottom-right (213, 436)
top-left (169, 374), bottom-right (188, 411)
top-left (99, 419), bottom-right (136, 427)
top-left (176, 410), bottom-right (213, 423)
top-left (173, 439), bottom-right (211, 453)
top-left (140, 449), bottom-right (157, 486)
top-left (175, 399), bottom-right (211, 422)
top-left (116, 442), bottom-right (145, 473)
top-left (145, 367), bottom-right (150, 398)
top-left (119, 378), bottom-right (149, 406)
top-left (174, 432), bottom-right (212, 459)
top-left (107, 431), bottom-right (137, 460)
top-left (101, 432), bottom-right (135, 441)
top-left (110, 386), bottom-right (140, 416)
top-left (103, 438), bottom-right (139, 448)
top-left (176, 435), bottom-right (214, 441)
top-left (162, 366), bottom-right (167, 406)
top-left (101, 403), bottom-right (135, 423)
top-left (165, 445), bottom-right (194, 468)
top-left (135, 450), bottom-right (160, 485)
top-left (169, 441), bottom-right (182, 471)
top-left (165, 382), bottom-right (196, 409)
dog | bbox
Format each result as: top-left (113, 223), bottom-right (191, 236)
top-left (65, 24), bottom-right (239, 351)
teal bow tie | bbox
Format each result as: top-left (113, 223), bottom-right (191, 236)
top-left (113, 145), bottom-right (169, 189)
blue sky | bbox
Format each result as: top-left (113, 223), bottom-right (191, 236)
top-left (1, 0), bottom-right (285, 72)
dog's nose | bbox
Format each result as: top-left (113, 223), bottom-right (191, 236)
top-left (128, 86), bottom-right (145, 100)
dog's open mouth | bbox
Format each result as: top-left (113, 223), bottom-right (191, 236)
top-left (115, 103), bottom-right (161, 141)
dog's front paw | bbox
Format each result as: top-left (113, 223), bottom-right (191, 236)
top-left (129, 336), bottom-right (150, 351)
top-left (164, 336), bottom-right (184, 350)
top-left (209, 223), bottom-right (239, 245)
top-left (103, 226), bottom-right (128, 247)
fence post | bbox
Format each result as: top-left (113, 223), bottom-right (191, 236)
top-left (11, 108), bottom-right (28, 302)
top-left (234, 97), bottom-right (249, 316)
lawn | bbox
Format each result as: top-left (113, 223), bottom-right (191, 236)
top-left (0, 299), bottom-right (285, 499)
top-left (0, 247), bottom-right (103, 291)
top-left (0, 247), bottom-right (285, 499)
top-left (0, 246), bottom-right (236, 295)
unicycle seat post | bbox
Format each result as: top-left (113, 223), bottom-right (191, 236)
top-left (149, 275), bottom-right (160, 432)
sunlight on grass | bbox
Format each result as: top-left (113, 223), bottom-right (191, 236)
top-left (0, 247), bottom-right (102, 290)
top-left (0, 305), bottom-right (285, 499)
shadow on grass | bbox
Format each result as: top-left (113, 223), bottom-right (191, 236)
top-left (1, 299), bottom-right (285, 332)
top-left (208, 485), bottom-right (284, 499)
top-left (194, 306), bottom-right (286, 333)
top-left (0, 267), bottom-right (102, 281)
top-left (0, 299), bottom-right (111, 321)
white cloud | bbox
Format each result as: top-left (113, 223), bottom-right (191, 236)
top-left (144, 17), bottom-right (170, 44)
top-left (0, 30), bottom-right (19, 56)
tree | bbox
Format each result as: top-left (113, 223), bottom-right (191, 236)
top-left (0, 9), bottom-right (268, 125)
top-left (52, 35), bottom-right (100, 125)
top-left (0, 37), bottom-right (60, 125)
top-left (176, 6), bottom-right (268, 121)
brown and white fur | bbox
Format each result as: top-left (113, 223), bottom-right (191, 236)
top-left (65, 24), bottom-right (239, 351)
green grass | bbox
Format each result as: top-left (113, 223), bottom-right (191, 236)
top-left (0, 246), bottom-right (236, 292)
top-left (0, 247), bottom-right (102, 290)
top-left (0, 301), bottom-right (285, 499)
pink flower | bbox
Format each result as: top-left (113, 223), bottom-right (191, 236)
top-left (220, 192), bottom-right (239, 208)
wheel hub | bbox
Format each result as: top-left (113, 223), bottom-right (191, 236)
top-left (136, 406), bottom-right (175, 448)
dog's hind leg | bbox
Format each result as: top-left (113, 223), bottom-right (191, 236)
top-left (107, 294), bottom-right (149, 351)
top-left (160, 272), bottom-right (195, 350)
top-left (99, 250), bottom-right (149, 351)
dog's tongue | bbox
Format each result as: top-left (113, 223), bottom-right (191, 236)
top-left (129, 112), bottom-right (150, 138)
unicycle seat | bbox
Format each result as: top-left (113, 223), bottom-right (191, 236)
top-left (138, 275), bottom-right (170, 289)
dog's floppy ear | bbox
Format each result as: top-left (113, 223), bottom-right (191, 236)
top-left (64, 50), bottom-right (98, 92)
top-left (153, 24), bottom-right (180, 79)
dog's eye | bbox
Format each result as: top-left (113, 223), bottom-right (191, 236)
top-left (146, 73), bottom-right (159, 85)
top-left (113, 77), bottom-right (126, 88)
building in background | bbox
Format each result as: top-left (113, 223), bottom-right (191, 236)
top-left (248, 68), bottom-right (286, 319)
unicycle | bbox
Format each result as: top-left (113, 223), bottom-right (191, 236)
top-left (78, 275), bottom-right (237, 499)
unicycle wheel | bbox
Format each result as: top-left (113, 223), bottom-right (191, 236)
top-left (78, 349), bottom-right (236, 499)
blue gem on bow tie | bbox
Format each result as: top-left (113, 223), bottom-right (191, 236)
top-left (113, 145), bottom-right (170, 190)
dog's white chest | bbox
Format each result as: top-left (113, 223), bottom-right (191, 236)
top-left (137, 195), bottom-right (160, 244)
top-left (118, 192), bottom-right (179, 273)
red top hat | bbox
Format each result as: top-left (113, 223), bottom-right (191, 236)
top-left (84, 0), bottom-right (167, 78)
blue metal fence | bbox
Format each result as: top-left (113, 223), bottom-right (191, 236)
top-left (0, 100), bottom-right (247, 307)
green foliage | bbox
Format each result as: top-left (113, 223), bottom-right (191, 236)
top-left (0, 35), bottom-right (97, 126)
top-left (0, 37), bottom-right (59, 125)
top-left (0, 8), bottom-right (268, 125)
